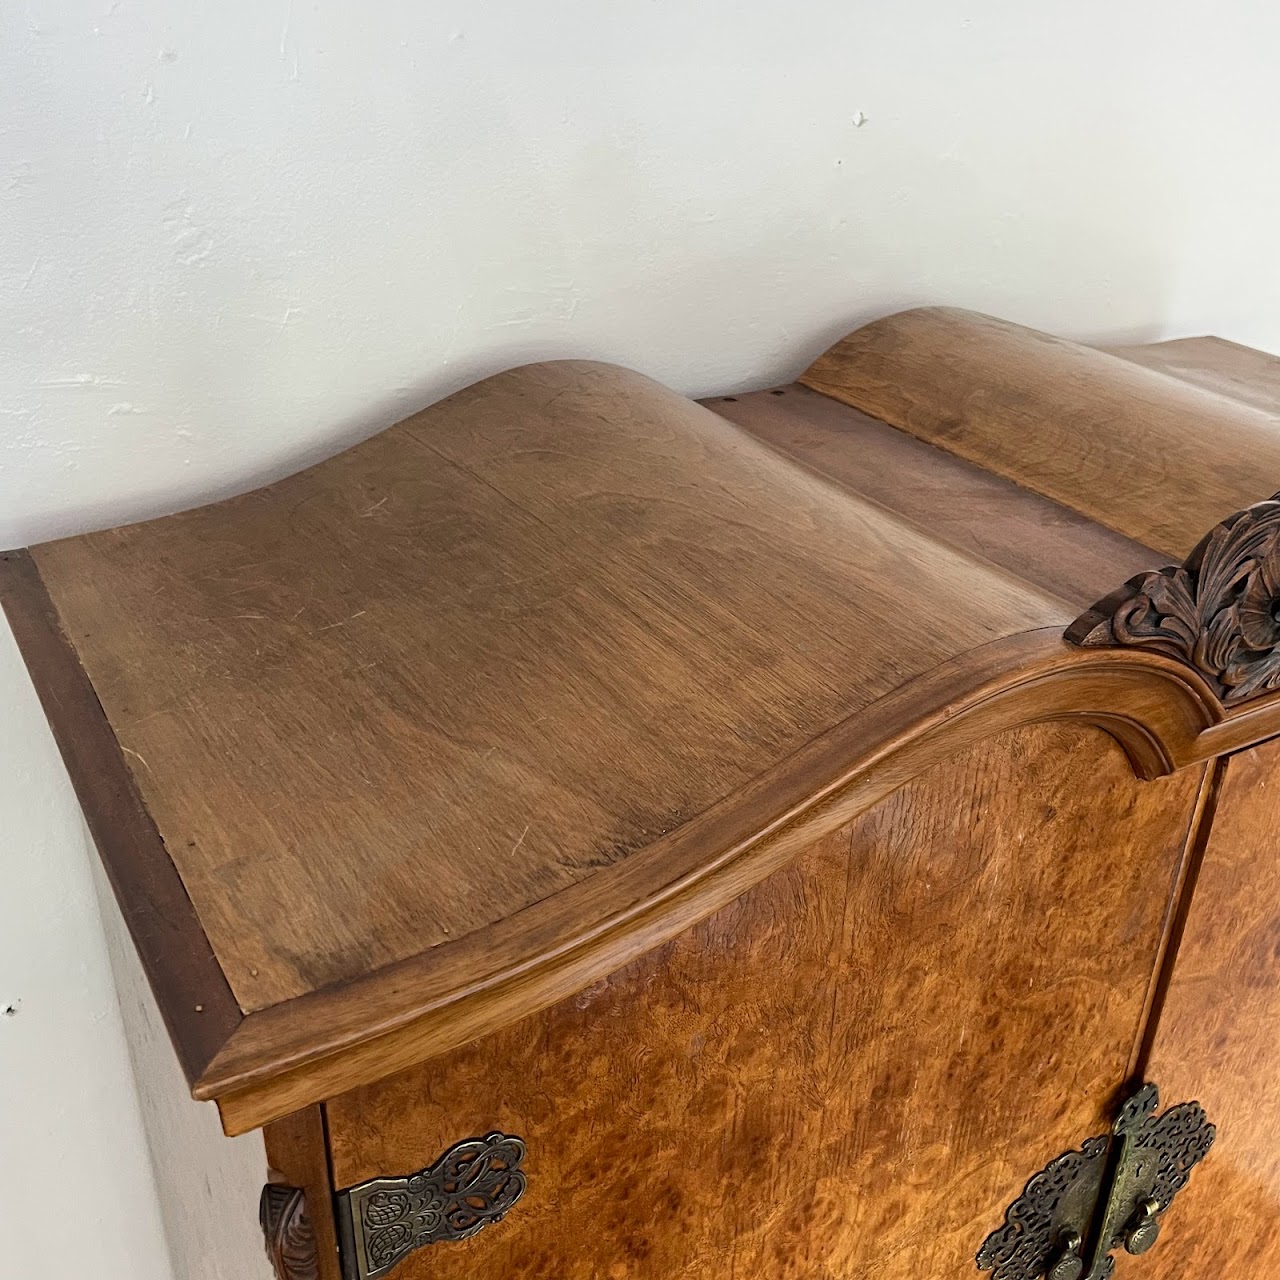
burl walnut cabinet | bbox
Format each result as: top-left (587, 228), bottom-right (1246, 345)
top-left (7, 307), bottom-right (1280, 1280)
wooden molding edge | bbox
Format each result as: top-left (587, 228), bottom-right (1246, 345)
top-left (0, 548), bottom-right (243, 1083)
top-left (1068, 491), bottom-right (1280, 706)
top-left (12, 523), bottom-right (1280, 1135)
top-left (198, 628), bottom-right (1279, 1135)
top-left (1127, 756), bottom-right (1226, 1084)
top-left (263, 1107), bottom-right (342, 1280)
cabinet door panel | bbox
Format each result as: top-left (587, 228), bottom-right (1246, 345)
top-left (327, 723), bottom-right (1203, 1280)
top-left (1142, 737), bottom-right (1280, 1276)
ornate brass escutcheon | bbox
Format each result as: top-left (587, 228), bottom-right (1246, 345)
top-left (976, 1084), bottom-right (1215, 1280)
top-left (336, 1131), bottom-right (527, 1280)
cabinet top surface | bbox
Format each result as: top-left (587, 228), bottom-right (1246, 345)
top-left (8, 307), bottom-right (1280, 1129)
top-left (22, 359), bottom-right (1067, 1014)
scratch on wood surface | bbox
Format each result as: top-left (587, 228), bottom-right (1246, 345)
top-left (510, 824), bottom-right (531, 857)
top-left (318, 611), bottom-right (367, 631)
top-left (121, 746), bottom-right (154, 775)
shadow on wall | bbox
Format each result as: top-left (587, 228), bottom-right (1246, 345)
top-left (3, 79), bottom-right (1181, 551)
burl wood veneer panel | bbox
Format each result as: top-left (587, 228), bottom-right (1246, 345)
top-left (327, 722), bottom-right (1205, 1280)
top-left (29, 360), bottom-right (1066, 1013)
top-left (1142, 737), bottom-right (1280, 1276)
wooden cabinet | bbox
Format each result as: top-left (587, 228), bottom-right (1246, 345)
top-left (1140, 736), bottom-right (1280, 1277)
top-left (325, 723), bottom-right (1204, 1280)
top-left (6, 307), bottom-right (1280, 1280)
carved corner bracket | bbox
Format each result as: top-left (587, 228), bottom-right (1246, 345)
top-left (1067, 492), bottom-right (1280, 706)
top-left (261, 1183), bottom-right (320, 1280)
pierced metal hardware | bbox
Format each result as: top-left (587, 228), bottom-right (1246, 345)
top-left (1046, 1228), bottom-right (1085, 1280)
top-left (1122, 1199), bottom-right (1160, 1256)
top-left (336, 1131), bottom-right (527, 1280)
top-left (976, 1083), bottom-right (1215, 1280)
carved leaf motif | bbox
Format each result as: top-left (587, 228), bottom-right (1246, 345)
top-left (1067, 493), bottom-right (1280, 705)
top-left (260, 1184), bottom-right (319, 1280)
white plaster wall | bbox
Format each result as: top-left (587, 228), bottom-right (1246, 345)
top-left (3, 1), bottom-right (1280, 1276)
top-left (0, 617), bottom-right (173, 1280)
top-left (89, 845), bottom-right (275, 1280)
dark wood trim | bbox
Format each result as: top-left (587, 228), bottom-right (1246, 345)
top-left (1129, 755), bottom-right (1227, 1083)
top-left (1068, 492), bottom-right (1280, 706)
top-left (260, 1185), bottom-right (318, 1280)
top-left (0, 548), bottom-right (242, 1082)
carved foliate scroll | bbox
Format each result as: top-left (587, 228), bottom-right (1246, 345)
top-left (260, 1183), bottom-right (320, 1280)
top-left (1067, 492), bottom-right (1280, 705)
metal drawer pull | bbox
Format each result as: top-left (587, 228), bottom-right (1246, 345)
top-left (977, 1083), bottom-right (1215, 1280)
top-left (336, 1131), bottom-right (527, 1280)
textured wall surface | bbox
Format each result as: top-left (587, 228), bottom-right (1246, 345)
top-left (91, 849), bottom-right (274, 1280)
top-left (0, 620), bottom-right (173, 1280)
top-left (5, 0), bottom-right (1280, 550)
top-left (3, 1), bottom-right (1280, 1275)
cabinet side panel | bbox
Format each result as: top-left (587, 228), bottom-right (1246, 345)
top-left (326, 723), bottom-right (1202, 1280)
top-left (89, 829), bottom-right (276, 1280)
top-left (1142, 737), bottom-right (1280, 1275)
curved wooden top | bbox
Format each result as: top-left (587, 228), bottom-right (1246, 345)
top-left (27, 360), bottom-right (1066, 1014)
top-left (800, 307), bottom-right (1280, 557)
top-left (6, 315), bottom-right (1280, 1133)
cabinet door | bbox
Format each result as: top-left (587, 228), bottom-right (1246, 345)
top-left (1140, 736), bottom-right (1280, 1276)
top-left (326, 723), bottom-right (1204, 1280)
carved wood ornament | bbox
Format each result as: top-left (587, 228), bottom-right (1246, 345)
top-left (1067, 492), bottom-right (1280, 705)
top-left (260, 1183), bottom-right (320, 1280)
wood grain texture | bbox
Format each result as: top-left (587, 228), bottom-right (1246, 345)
top-left (12, 343), bottom-right (1280, 1131)
top-left (0, 547), bottom-right (241, 1081)
top-left (1106, 334), bottom-right (1280, 416)
top-left (702, 383), bottom-right (1164, 609)
top-left (17, 327), bottom-right (1280, 1132)
top-left (200, 631), bottom-right (1254, 1134)
top-left (263, 1108), bottom-right (342, 1280)
top-left (1140, 737), bottom-right (1280, 1276)
top-left (29, 360), bottom-right (1069, 1016)
top-left (325, 722), bottom-right (1205, 1280)
top-left (800, 307), bottom-right (1280, 558)
top-left (12, 523), bottom-right (1269, 1130)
